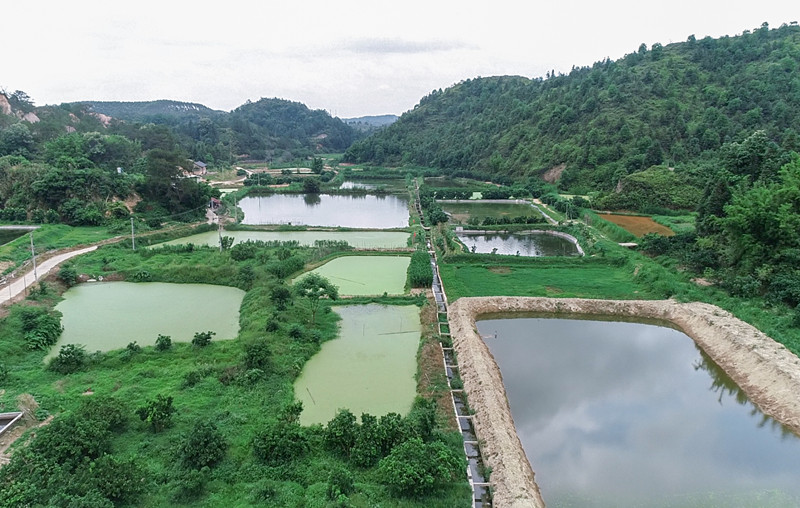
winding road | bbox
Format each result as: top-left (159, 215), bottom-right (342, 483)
top-left (0, 245), bottom-right (99, 306)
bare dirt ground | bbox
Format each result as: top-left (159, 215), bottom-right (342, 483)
top-left (448, 297), bottom-right (800, 508)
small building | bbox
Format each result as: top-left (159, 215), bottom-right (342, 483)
top-left (209, 197), bottom-right (221, 209)
top-left (192, 161), bottom-right (208, 175)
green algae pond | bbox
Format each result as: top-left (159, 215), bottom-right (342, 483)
top-left (294, 256), bottom-right (411, 296)
top-left (294, 304), bottom-right (421, 425)
top-left (152, 230), bottom-right (411, 249)
top-left (48, 282), bottom-right (244, 359)
top-left (477, 317), bottom-right (800, 507)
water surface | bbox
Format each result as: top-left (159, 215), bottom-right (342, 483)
top-left (457, 232), bottom-right (579, 257)
top-left (294, 256), bottom-right (410, 296)
top-left (295, 304), bottom-right (420, 425)
top-left (441, 200), bottom-right (542, 224)
top-left (239, 194), bottom-right (409, 228)
top-left (50, 282), bottom-right (244, 357)
top-left (153, 230), bottom-right (410, 249)
top-left (476, 317), bottom-right (800, 507)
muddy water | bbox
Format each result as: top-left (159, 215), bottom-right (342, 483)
top-left (477, 317), bottom-right (800, 507)
top-left (49, 282), bottom-right (244, 357)
top-left (239, 194), bottom-right (409, 228)
top-left (293, 256), bottom-right (410, 296)
top-left (294, 304), bottom-right (420, 425)
top-left (457, 232), bottom-right (580, 257)
top-left (440, 200), bottom-right (541, 224)
top-left (153, 230), bottom-right (410, 249)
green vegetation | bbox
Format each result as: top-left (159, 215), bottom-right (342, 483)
top-left (346, 24), bottom-right (800, 208)
top-left (0, 237), bottom-right (468, 507)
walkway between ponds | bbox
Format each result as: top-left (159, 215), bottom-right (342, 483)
top-left (416, 178), bottom-right (492, 508)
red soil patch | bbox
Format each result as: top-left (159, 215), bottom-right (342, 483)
top-left (598, 214), bottom-right (675, 237)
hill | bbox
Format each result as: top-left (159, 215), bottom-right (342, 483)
top-left (345, 22), bottom-right (800, 204)
top-left (80, 100), bottom-right (222, 123)
top-left (344, 114), bottom-right (399, 133)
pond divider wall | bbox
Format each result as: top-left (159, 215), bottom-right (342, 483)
top-left (448, 296), bottom-right (800, 508)
top-left (420, 184), bottom-right (492, 507)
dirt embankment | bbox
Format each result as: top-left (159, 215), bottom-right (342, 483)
top-left (448, 297), bottom-right (800, 508)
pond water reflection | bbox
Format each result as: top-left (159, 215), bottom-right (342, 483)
top-left (477, 317), bottom-right (800, 507)
top-left (457, 232), bottom-right (579, 257)
top-left (239, 194), bottom-right (409, 228)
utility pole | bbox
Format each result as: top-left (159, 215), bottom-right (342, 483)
top-left (218, 218), bottom-right (223, 253)
top-left (130, 217), bottom-right (136, 250)
top-left (30, 232), bottom-right (38, 283)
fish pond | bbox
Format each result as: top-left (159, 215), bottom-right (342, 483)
top-left (457, 232), bottom-right (580, 257)
top-left (49, 282), bottom-right (244, 358)
top-left (440, 200), bottom-right (543, 224)
top-left (476, 317), bottom-right (800, 508)
top-left (152, 230), bottom-right (410, 249)
top-left (293, 256), bottom-right (410, 296)
top-left (0, 227), bottom-right (34, 246)
top-left (239, 193), bottom-right (409, 228)
top-left (294, 304), bottom-right (420, 425)
top-left (339, 178), bottom-right (407, 193)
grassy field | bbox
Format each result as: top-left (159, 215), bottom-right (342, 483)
top-left (0, 240), bottom-right (469, 507)
top-left (439, 257), bottom-right (657, 301)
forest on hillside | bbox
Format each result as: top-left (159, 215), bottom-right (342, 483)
top-left (82, 98), bottom-right (362, 166)
top-left (345, 22), bottom-right (800, 205)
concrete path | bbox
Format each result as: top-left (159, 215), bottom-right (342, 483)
top-left (0, 245), bottom-right (98, 306)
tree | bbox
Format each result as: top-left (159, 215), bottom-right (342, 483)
top-left (295, 272), bottom-right (338, 324)
top-left (252, 422), bottom-right (309, 465)
top-left (48, 344), bottom-right (88, 374)
top-left (192, 330), bottom-right (215, 347)
top-left (324, 409), bottom-right (358, 457)
top-left (0, 123), bottom-right (35, 158)
top-left (136, 394), bottom-right (176, 432)
top-left (311, 157), bottom-right (324, 174)
top-left (178, 420), bottom-right (227, 470)
top-left (155, 334), bottom-right (172, 351)
top-left (376, 438), bottom-right (463, 497)
top-left (270, 284), bottom-right (293, 310)
top-left (303, 177), bottom-right (321, 193)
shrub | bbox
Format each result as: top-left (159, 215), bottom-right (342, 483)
top-left (192, 331), bottom-right (215, 347)
top-left (376, 438), bottom-right (463, 497)
top-left (155, 334), bottom-right (172, 351)
top-left (135, 394), bottom-right (176, 432)
top-left (58, 264), bottom-right (79, 287)
top-left (252, 422), bottom-right (309, 465)
top-left (178, 420), bottom-right (227, 470)
top-left (242, 339), bottom-right (272, 370)
top-left (326, 468), bottom-right (355, 500)
top-left (48, 344), bottom-right (88, 374)
top-left (407, 249), bottom-right (433, 288)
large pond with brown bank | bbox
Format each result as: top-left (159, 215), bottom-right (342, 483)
top-left (477, 316), bottom-right (800, 507)
top-left (447, 297), bottom-right (800, 508)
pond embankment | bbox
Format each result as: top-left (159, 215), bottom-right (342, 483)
top-left (448, 297), bottom-right (800, 508)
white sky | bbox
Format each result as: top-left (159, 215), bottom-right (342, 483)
top-left (1, 1), bottom-right (797, 118)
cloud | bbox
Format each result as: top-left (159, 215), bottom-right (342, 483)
top-left (336, 37), bottom-right (475, 55)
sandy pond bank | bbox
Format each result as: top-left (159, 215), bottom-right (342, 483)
top-left (448, 297), bottom-right (800, 508)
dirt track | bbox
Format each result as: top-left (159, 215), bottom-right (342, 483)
top-left (448, 297), bottom-right (800, 508)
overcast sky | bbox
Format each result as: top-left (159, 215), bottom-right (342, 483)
top-left (2, 1), bottom-right (796, 118)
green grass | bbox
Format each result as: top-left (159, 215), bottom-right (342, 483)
top-left (0, 239), bottom-right (470, 507)
top-left (0, 224), bottom-right (117, 271)
top-left (651, 214), bottom-right (696, 234)
top-left (440, 260), bottom-right (654, 300)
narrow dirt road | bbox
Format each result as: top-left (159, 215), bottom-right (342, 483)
top-left (0, 245), bottom-right (98, 306)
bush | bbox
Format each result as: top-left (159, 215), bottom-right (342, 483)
top-left (192, 330), bottom-right (215, 347)
top-left (242, 339), bottom-right (272, 370)
top-left (155, 334), bottom-right (172, 351)
top-left (326, 468), bottom-right (355, 500)
top-left (376, 438), bottom-right (463, 497)
top-left (407, 249), bottom-right (433, 288)
top-left (252, 422), bottom-right (309, 465)
top-left (135, 394), bottom-right (176, 432)
top-left (48, 344), bottom-right (88, 374)
top-left (58, 264), bottom-right (79, 287)
top-left (179, 420), bottom-right (227, 470)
